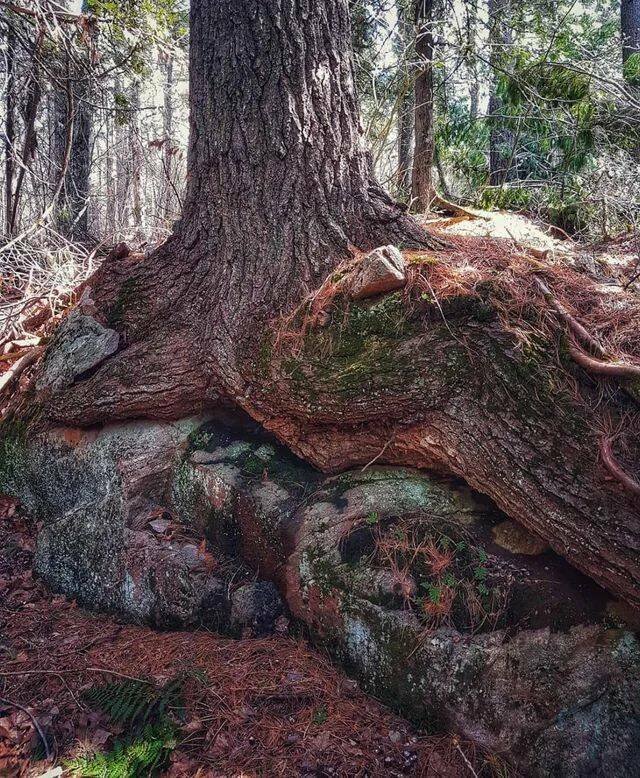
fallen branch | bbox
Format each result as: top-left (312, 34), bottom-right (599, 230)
top-left (0, 346), bottom-right (43, 395)
top-left (0, 695), bottom-right (51, 760)
top-left (600, 438), bottom-right (640, 498)
top-left (431, 194), bottom-right (487, 221)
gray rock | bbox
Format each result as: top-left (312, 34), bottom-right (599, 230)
top-left (36, 310), bottom-right (119, 391)
top-left (287, 467), bottom-right (639, 776)
top-left (230, 581), bottom-right (284, 636)
top-left (5, 416), bottom-right (640, 775)
top-left (350, 245), bottom-right (406, 300)
top-left (4, 417), bottom-right (225, 627)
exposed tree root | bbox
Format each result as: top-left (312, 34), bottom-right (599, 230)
top-left (568, 342), bottom-right (640, 380)
top-left (534, 276), bottom-right (609, 358)
top-left (600, 437), bottom-right (640, 499)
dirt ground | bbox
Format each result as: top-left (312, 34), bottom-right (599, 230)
top-left (0, 502), bottom-right (504, 778)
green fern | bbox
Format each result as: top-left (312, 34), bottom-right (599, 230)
top-left (66, 721), bottom-right (177, 778)
top-left (82, 679), bottom-right (157, 725)
top-left (82, 669), bottom-right (205, 726)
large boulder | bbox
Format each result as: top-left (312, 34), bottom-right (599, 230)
top-left (0, 417), bottom-right (234, 627)
top-left (284, 469), bottom-right (639, 775)
top-left (2, 415), bottom-right (640, 774)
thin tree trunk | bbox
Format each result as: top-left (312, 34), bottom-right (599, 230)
top-left (488, 0), bottom-right (513, 186)
top-left (396, 1), bottom-right (415, 200)
top-left (105, 106), bottom-right (116, 237)
top-left (50, 0), bottom-right (93, 241)
top-left (114, 75), bottom-right (128, 239)
top-left (161, 50), bottom-right (176, 222)
top-left (4, 23), bottom-right (15, 236)
top-left (130, 81), bottom-right (145, 243)
top-left (9, 29), bottom-right (43, 234)
top-left (411, 0), bottom-right (436, 211)
top-left (466, 0), bottom-right (480, 120)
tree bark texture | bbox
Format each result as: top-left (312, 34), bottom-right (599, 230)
top-left (411, 0), bottom-right (436, 210)
top-left (16, 0), bottom-right (640, 610)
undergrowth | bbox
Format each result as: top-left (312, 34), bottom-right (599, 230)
top-left (66, 721), bottom-right (178, 778)
top-left (65, 669), bottom-right (206, 777)
top-left (372, 518), bottom-right (509, 633)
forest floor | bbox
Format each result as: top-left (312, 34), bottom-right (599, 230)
top-left (0, 501), bottom-right (498, 778)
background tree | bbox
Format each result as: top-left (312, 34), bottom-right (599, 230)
top-left (621, 0), bottom-right (640, 66)
top-left (412, 0), bottom-right (436, 209)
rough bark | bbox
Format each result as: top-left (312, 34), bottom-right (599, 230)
top-left (411, 0), bottom-right (436, 210)
top-left (14, 0), bottom-right (640, 610)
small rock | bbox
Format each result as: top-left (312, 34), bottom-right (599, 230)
top-left (230, 581), bottom-right (284, 636)
top-left (149, 519), bottom-right (170, 534)
top-left (36, 310), bottom-right (119, 391)
top-left (492, 519), bottom-right (549, 556)
top-left (350, 245), bottom-right (406, 300)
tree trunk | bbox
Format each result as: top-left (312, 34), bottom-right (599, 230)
top-left (51, 0), bottom-right (93, 241)
top-left (114, 75), bottom-right (129, 239)
top-left (395, 1), bottom-right (415, 200)
top-left (14, 0), bottom-right (640, 611)
top-left (3, 23), bottom-right (15, 236)
top-left (130, 81), bottom-right (145, 243)
top-left (621, 0), bottom-right (640, 63)
top-left (411, 0), bottom-right (436, 211)
top-left (105, 107), bottom-right (116, 237)
top-left (161, 49), bottom-right (177, 222)
top-left (466, 0), bottom-right (480, 120)
top-left (488, 0), bottom-right (513, 186)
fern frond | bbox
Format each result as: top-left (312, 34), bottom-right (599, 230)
top-left (66, 721), bottom-right (177, 778)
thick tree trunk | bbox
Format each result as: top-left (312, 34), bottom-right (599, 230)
top-left (14, 0), bottom-right (640, 611)
top-left (411, 0), bottom-right (436, 210)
